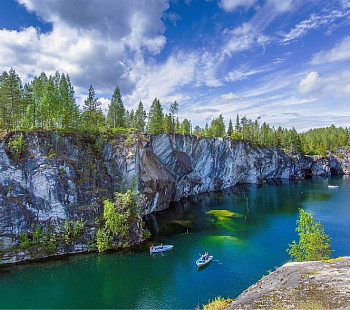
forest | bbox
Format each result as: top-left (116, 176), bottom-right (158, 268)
top-left (1, 68), bottom-right (349, 156)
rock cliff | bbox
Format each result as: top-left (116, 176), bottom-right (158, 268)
top-left (0, 131), bottom-right (349, 264)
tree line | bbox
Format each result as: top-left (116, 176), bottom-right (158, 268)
top-left (0, 69), bottom-right (349, 155)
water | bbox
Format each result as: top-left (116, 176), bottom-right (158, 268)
top-left (1, 176), bottom-right (349, 309)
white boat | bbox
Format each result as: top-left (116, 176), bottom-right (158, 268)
top-left (328, 185), bottom-right (339, 188)
top-left (196, 255), bottom-right (213, 267)
top-left (149, 245), bottom-right (173, 253)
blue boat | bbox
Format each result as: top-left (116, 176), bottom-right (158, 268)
top-left (150, 245), bottom-right (173, 253)
top-left (196, 255), bottom-right (213, 267)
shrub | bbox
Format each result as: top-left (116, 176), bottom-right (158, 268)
top-left (7, 133), bottom-right (26, 161)
top-left (96, 229), bottom-right (110, 253)
top-left (19, 232), bottom-right (31, 249)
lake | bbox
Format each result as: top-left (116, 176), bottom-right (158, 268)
top-left (0, 176), bottom-right (349, 309)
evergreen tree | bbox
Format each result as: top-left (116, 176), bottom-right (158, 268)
top-left (133, 101), bottom-right (147, 131)
top-left (227, 119), bottom-right (233, 136)
top-left (180, 119), bottom-right (191, 135)
top-left (83, 85), bottom-right (102, 129)
top-left (210, 115), bottom-right (225, 137)
top-left (235, 114), bottom-right (241, 132)
top-left (163, 114), bottom-right (173, 133)
top-left (107, 86), bottom-right (125, 128)
top-left (0, 69), bottom-right (23, 131)
top-left (148, 98), bottom-right (164, 134)
top-left (32, 72), bottom-right (48, 128)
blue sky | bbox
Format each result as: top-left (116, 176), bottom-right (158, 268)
top-left (1, 0), bottom-right (350, 131)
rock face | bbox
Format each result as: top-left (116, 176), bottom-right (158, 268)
top-left (0, 131), bottom-right (349, 264)
top-left (229, 257), bottom-right (350, 309)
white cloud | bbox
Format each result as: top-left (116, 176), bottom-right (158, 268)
top-left (311, 36), bottom-right (350, 64)
top-left (267, 0), bottom-right (293, 12)
top-left (282, 9), bottom-right (350, 44)
top-left (219, 0), bottom-right (257, 12)
top-left (0, 0), bottom-right (170, 98)
top-left (220, 92), bottom-right (240, 101)
top-left (225, 68), bottom-right (265, 82)
top-left (298, 71), bottom-right (321, 95)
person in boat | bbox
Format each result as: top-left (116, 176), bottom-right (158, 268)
top-left (205, 252), bottom-right (209, 260)
top-left (159, 244), bottom-right (163, 249)
top-left (152, 245), bottom-right (155, 250)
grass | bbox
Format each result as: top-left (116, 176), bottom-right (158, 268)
top-left (323, 256), bottom-right (343, 263)
top-left (201, 296), bottom-right (233, 310)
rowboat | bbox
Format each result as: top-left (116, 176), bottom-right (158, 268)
top-left (328, 185), bottom-right (339, 188)
top-left (149, 245), bottom-right (173, 253)
top-left (196, 255), bottom-right (213, 267)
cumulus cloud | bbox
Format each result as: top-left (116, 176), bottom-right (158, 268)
top-left (311, 36), bottom-right (350, 64)
top-left (219, 0), bottom-right (257, 12)
top-left (0, 0), bottom-right (170, 97)
top-left (298, 71), bottom-right (321, 95)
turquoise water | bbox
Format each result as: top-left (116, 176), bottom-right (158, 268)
top-left (0, 176), bottom-right (349, 309)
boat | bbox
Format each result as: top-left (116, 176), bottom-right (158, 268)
top-left (196, 255), bottom-right (213, 267)
top-left (149, 245), bottom-right (173, 253)
top-left (328, 185), bottom-right (339, 188)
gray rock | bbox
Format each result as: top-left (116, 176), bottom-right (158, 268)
top-left (229, 257), bottom-right (350, 309)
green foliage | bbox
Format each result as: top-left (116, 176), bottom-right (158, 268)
top-left (202, 296), bottom-right (233, 310)
top-left (96, 228), bottom-right (110, 253)
top-left (97, 189), bottom-right (145, 252)
top-left (107, 86), bottom-right (125, 128)
top-left (103, 199), bottom-right (129, 237)
top-left (231, 131), bottom-right (243, 140)
top-left (19, 232), bottom-right (31, 249)
top-left (44, 234), bottom-right (56, 253)
top-left (133, 101), bottom-right (147, 131)
top-left (62, 219), bottom-right (85, 244)
top-left (32, 226), bottom-right (42, 244)
top-left (287, 209), bottom-right (333, 261)
top-left (148, 98), bottom-right (164, 134)
top-left (210, 115), bottom-right (226, 137)
top-left (1, 69), bottom-right (348, 156)
top-left (7, 133), bottom-right (26, 161)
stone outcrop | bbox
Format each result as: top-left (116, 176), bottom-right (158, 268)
top-left (229, 257), bottom-right (350, 309)
top-left (0, 131), bottom-right (349, 264)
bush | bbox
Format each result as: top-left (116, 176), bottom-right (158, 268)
top-left (202, 296), bottom-right (233, 310)
top-left (7, 133), bottom-right (26, 161)
top-left (96, 229), bottom-right (110, 252)
top-left (19, 232), bottom-right (31, 249)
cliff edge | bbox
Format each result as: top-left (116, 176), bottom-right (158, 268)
top-left (229, 257), bottom-right (350, 309)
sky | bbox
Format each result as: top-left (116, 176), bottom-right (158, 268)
top-left (0, 0), bottom-right (350, 131)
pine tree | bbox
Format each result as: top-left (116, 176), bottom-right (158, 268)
top-left (180, 119), bottom-right (191, 135)
top-left (227, 119), bottom-right (233, 136)
top-left (235, 114), bottom-right (241, 132)
top-left (163, 114), bottom-right (173, 133)
top-left (210, 115), bottom-right (225, 137)
top-left (148, 98), bottom-right (164, 134)
top-left (107, 86), bottom-right (125, 128)
top-left (133, 101), bottom-right (147, 131)
top-left (83, 85), bottom-right (101, 129)
top-left (1, 69), bottom-right (23, 131)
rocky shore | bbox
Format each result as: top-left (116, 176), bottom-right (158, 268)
top-left (229, 257), bottom-right (350, 309)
